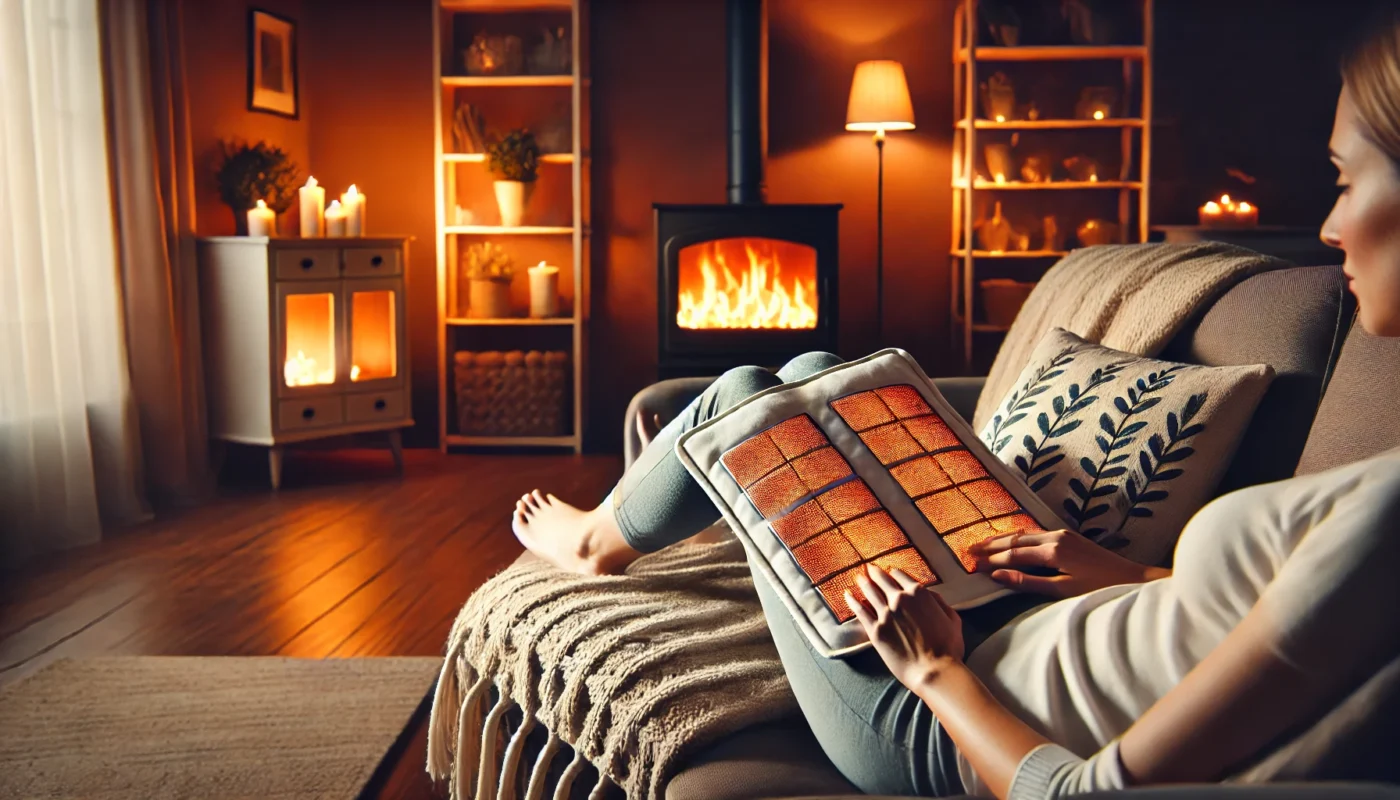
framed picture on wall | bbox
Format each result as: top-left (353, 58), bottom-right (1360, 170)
top-left (248, 9), bottom-right (298, 118)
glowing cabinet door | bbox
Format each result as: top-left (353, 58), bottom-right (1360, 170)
top-left (344, 277), bottom-right (405, 388)
top-left (275, 279), bottom-right (344, 396)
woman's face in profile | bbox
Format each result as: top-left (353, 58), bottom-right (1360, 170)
top-left (1321, 86), bottom-right (1400, 336)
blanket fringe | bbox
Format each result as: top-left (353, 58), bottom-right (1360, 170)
top-left (454, 676), bottom-right (492, 800)
top-left (478, 694), bottom-right (513, 800)
top-left (552, 749), bottom-right (587, 800)
top-left (497, 712), bottom-right (537, 800)
top-left (525, 731), bottom-right (562, 800)
top-left (427, 658), bottom-right (467, 779)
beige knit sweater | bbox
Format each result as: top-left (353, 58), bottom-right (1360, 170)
top-left (426, 531), bottom-right (796, 800)
top-left (972, 242), bottom-right (1288, 431)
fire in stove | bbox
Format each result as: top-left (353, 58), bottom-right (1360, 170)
top-left (676, 237), bottom-right (818, 330)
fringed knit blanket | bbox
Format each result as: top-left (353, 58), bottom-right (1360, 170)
top-left (425, 530), bottom-right (797, 800)
top-left (971, 242), bottom-right (1289, 430)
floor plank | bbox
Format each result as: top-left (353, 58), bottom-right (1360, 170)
top-left (0, 449), bottom-right (623, 799)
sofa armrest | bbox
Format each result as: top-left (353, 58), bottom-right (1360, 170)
top-left (624, 376), bottom-right (716, 468)
top-left (933, 376), bottom-right (986, 424)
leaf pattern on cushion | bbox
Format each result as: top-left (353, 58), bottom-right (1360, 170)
top-left (1063, 367), bottom-right (1183, 543)
top-left (1012, 360), bottom-right (1131, 493)
top-left (1120, 391), bottom-right (1209, 540)
top-left (983, 345), bottom-right (1077, 456)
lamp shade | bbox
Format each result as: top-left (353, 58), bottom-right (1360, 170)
top-left (846, 60), bottom-right (915, 132)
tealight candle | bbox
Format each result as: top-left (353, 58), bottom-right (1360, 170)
top-left (299, 176), bottom-right (325, 237)
top-left (528, 261), bottom-right (560, 318)
top-left (246, 199), bottom-right (275, 237)
top-left (1233, 201), bottom-right (1258, 227)
top-left (325, 199), bottom-right (347, 237)
top-left (340, 184), bottom-right (365, 236)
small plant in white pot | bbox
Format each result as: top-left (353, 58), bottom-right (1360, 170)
top-left (486, 128), bottom-right (540, 227)
top-left (462, 241), bottom-right (515, 318)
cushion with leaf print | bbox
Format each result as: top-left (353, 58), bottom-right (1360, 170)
top-left (979, 328), bottom-right (1274, 566)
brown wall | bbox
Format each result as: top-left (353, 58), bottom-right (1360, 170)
top-left (185, 0), bottom-right (310, 238)
top-left (302, 0), bottom-right (438, 446)
top-left (586, 0), bottom-right (957, 449)
top-left (181, 0), bottom-right (1344, 453)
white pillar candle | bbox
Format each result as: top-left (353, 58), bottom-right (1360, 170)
top-left (247, 199), bottom-right (276, 237)
top-left (324, 199), bottom-right (347, 237)
top-left (528, 261), bottom-right (560, 318)
top-left (340, 184), bottom-right (365, 236)
top-left (299, 176), bottom-right (325, 237)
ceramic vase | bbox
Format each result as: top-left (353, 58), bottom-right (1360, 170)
top-left (494, 180), bottom-right (535, 227)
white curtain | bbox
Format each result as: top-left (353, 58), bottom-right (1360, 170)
top-left (0, 0), bottom-right (149, 569)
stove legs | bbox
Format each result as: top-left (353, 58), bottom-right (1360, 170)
top-left (269, 446), bottom-right (284, 490)
top-left (388, 429), bottom-right (404, 475)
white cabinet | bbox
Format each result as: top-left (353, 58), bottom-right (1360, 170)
top-left (197, 236), bottom-right (413, 488)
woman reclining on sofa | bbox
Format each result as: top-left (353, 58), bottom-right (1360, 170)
top-left (510, 13), bottom-right (1400, 799)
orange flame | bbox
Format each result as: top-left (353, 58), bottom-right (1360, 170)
top-left (676, 239), bottom-right (817, 330)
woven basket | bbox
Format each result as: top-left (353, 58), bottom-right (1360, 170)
top-left (454, 350), bottom-right (569, 437)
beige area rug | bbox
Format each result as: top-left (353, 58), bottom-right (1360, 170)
top-left (0, 656), bottom-right (442, 800)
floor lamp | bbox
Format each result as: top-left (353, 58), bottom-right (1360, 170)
top-left (846, 60), bottom-right (915, 327)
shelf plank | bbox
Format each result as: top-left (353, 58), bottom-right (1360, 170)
top-left (441, 0), bottom-right (571, 10)
top-left (442, 152), bottom-right (574, 163)
top-left (445, 225), bottom-right (575, 235)
top-left (952, 250), bottom-right (1068, 259)
top-left (444, 434), bottom-right (578, 448)
top-left (956, 118), bottom-right (1145, 130)
top-left (442, 75), bottom-right (572, 87)
top-left (445, 316), bottom-right (577, 326)
top-left (958, 180), bottom-right (1142, 191)
top-left (956, 45), bottom-right (1147, 63)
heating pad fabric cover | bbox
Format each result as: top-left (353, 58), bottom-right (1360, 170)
top-left (676, 349), bottom-right (1069, 658)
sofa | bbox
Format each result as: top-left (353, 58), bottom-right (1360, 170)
top-left (608, 263), bottom-right (1400, 799)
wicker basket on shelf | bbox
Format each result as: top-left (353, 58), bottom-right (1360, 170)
top-left (453, 350), bottom-right (569, 436)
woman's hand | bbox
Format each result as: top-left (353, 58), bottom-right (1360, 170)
top-left (968, 528), bottom-right (1170, 599)
top-left (846, 565), bottom-right (964, 690)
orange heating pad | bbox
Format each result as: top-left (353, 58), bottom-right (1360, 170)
top-left (721, 414), bottom-right (940, 622)
top-left (831, 385), bottom-right (1046, 573)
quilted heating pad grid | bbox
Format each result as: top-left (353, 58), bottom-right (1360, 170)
top-left (830, 385), bottom-right (1046, 572)
top-left (720, 414), bottom-right (939, 623)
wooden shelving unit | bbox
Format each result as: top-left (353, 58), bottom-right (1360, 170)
top-left (951, 0), bottom-right (1153, 370)
top-left (433, 0), bottom-right (589, 452)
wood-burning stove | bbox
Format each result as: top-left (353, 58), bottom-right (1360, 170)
top-left (654, 0), bottom-right (840, 378)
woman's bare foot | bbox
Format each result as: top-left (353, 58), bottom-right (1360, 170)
top-left (512, 490), bottom-right (640, 575)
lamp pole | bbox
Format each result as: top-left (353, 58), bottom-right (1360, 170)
top-left (875, 128), bottom-right (886, 326)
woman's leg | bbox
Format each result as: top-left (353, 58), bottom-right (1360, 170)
top-left (512, 352), bottom-right (844, 574)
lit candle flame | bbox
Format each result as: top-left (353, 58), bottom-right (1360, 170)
top-left (327, 199), bottom-right (342, 211)
top-left (256, 199), bottom-right (268, 210)
top-left (994, 114), bottom-right (1006, 123)
top-left (345, 184), bottom-right (359, 200)
top-left (1220, 194), bottom-right (1231, 206)
top-left (1204, 201), bottom-right (1222, 214)
top-left (306, 175), bottom-right (319, 188)
top-left (1093, 110), bottom-right (1105, 120)
top-left (1238, 201), bottom-right (1252, 212)
top-left (351, 364), bottom-right (361, 381)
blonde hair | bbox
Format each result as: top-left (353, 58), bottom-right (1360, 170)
top-left (1343, 8), bottom-right (1400, 166)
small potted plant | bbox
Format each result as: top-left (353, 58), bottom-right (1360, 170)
top-left (213, 140), bottom-right (300, 234)
top-left (486, 128), bottom-right (540, 227)
top-left (462, 241), bottom-right (515, 318)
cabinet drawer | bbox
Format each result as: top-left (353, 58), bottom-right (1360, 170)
top-left (345, 390), bottom-right (407, 424)
top-left (277, 396), bottom-right (344, 431)
top-left (343, 247), bottom-right (400, 277)
top-left (275, 248), bottom-right (341, 280)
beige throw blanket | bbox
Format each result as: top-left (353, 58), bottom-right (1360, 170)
top-left (426, 532), bottom-right (796, 800)
top-left (972, 242), bottom-right (1289, 431)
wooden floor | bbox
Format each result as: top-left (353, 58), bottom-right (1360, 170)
top-left (0, 448), bottom-right (623, 799)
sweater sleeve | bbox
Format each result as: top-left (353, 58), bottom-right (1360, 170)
top-left (1007, 740), bottom-right (1127, 800)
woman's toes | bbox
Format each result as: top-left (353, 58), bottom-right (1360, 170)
top-left (531, 489), bottom-right (545, 505)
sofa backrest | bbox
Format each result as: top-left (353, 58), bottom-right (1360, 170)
top-left (1295, 319), bottom-right (1400, 475)
top-left (1160, 265), bottom-right (1353, 496)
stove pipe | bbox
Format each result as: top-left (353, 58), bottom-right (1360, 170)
top-left (726, 0), bottom-right (767, 204)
